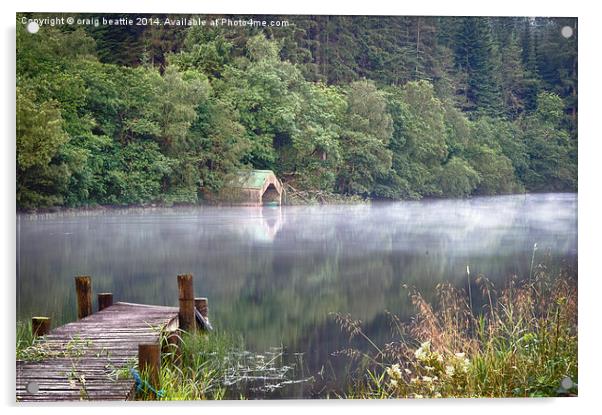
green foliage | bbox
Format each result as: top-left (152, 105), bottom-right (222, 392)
top-left (520, 93), bottom-right (576, 191)
top-left (16, 15), bottom-right (577, 210)
top-left (454, 18), bottom-right (503, 116)
top-left (16, 87), bottom-right (68, 171)
top-left (135, 331), bottom-right (238, 400)
top-left (383, 81), bottom-right (451, 198)
top-left (500, 34), bottom-right (527, 118)
top-left (154, 67), bottom-right (209, 153)
top-left (16, 321), bottom-right (35, 358)
top-left (337, 80), bottom-right (393, 195)
top-left (467, 118), bottom-right (522, 194)
top-left (217, 34), bottom-right (304, 171)
top-left (106, 141), bottom-right (171, 205)
top-left (290, 82), bottom-right (345, 191)
top-left (438, 157), bottom-right (480, 197)
top-left (188, 97), bottom-right (249, 195)
top-left (466, 144), bottom-right (518, 195)
top-left (16, 86), bottom-right (70, 209)
top-left (170, 28), bottom-right (233, 79)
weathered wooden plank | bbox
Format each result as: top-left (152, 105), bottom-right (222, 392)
top-left (16, 302), bottom-right (178, 402)
top-left (18, 358), bottom-right (133, 366)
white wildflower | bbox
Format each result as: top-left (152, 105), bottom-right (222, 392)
top-left (461, 358), bottom-right (470, 373)
top-left (386, 364), bottom-right (402, 379)
top-left (445, 365), bottom-right (455, 376)
top-left (422, 376), bottom-right (434, 383)
top-left (414, 341), bottom-right (431, 361)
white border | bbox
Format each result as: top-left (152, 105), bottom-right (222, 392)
top-left (3, 1), bottom-right (601, 414)
top-left (1, 0), bottom-right (585, 16)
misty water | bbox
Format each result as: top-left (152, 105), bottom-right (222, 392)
top-left (16, 193), bottom-right (577, 398)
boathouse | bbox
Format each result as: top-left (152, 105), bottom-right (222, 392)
top-left (219, 170), bottom-right (283, 206)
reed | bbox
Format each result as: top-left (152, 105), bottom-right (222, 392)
top-left (338, 263), bottom-right (578, 398)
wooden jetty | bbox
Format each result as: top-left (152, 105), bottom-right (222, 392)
top-left (16, 274), bottom-right (209, 402)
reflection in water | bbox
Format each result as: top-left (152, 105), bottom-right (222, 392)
top-left (238, 206), bottom-right (284, 243)
top-left (16, 193), bottom-right (577, 397)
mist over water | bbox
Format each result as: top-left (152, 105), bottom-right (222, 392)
top-left (16, 193), bottom-right (577, 397)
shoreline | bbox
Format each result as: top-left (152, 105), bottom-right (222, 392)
top-left (15, 191), bottom-right (577, 216)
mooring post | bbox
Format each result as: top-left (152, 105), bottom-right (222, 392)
top-left (177, 274), bottom-right (195, 333)
top-left (138, 343), bottom-right (161, 399)
top-left (194, 297), bottom-right (208, 318)
top-left (75, 275), bottom-right (92, 319)
top-left (194, 297), bottom-right (209, 331)
top-left (31, 317), bottom-right (51, 337)
top-left (97, 293), bottom-right (114, 311)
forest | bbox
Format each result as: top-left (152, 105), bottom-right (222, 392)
top-left (16, 15), bottom-right (577, 210)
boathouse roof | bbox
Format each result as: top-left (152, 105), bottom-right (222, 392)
top-left (219, 169), bottom-right (283, 206)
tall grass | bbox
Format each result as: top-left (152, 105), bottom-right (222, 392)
top-left (16, 320), bottom-right (34, 358)
top-left (135, 330), bottom-right (304, 400)
top-left (337, 264), bottom-right (577, 398)
top-left (133, 330), bottom-right (242, 400)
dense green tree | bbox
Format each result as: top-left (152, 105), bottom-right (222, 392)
top-left (289, 83), bottom-right (345, 191)
top-left (88, 14), bottom-right (188, 68)
top-left (170, 27), bottom-right (233, 79)
top-left (105, 141), bottom-right (171, 205)
top-left (385, 81), bottom-right (448, 198)
top-left (465, 144), bottom-right (518, 195)
top-left (454, 18), bottom-right (503, 116)
top-left (520, 92), bottom-right (576, 191)
top-left (153, 66), bottom-right (209, 153)
top-left (186, 97), bottom-right (249, 196)
top-left (466, 118), bottom-right (521, 194)
top-left (337, 80), bottom-right (393, 195)
top-left (518, 18), bottom-right (542, 114)
top-left (500, 34), bottom-right (527, 118)
top-left (15, 15), bottom-right (578, 210)
top-left (16, 86), bottom-right (70, 208)
top-left (217, 34), bottom-right (304, 171)
top-left (438, 157), bottom-right (480, 197)
top-left (534, 18), bottom-right (578, 131)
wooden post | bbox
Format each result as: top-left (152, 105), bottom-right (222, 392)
top-left (177, 274), bottom-right (195, 333)
top-left (31, 317), bottom-right (51, 337)
top-left (75, 276), bottom-right (92, 319)
top-left (194, 297), bottom-right (208, 318)
top-left (138, 343), bottom-right (161, 399)
top-left (97, 293), bottom-right (113, 311)
top-left (194, 297), bottom-right (209, 331)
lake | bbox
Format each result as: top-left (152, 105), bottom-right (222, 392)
top-left (16, 193), bottom-right (577, 397)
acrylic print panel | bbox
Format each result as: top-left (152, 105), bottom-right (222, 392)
top-left (15, 12), bottom-right (577, 401)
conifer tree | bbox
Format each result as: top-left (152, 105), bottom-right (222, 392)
top-left (454, 17), bottom-right (503, 117)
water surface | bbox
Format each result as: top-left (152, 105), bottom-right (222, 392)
top-left (16, 193), bottom-right (577, 397)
